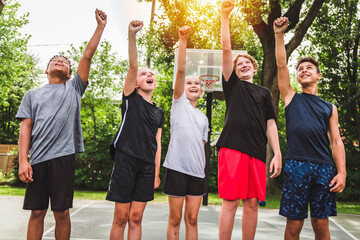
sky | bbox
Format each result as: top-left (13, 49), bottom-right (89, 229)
top-left (17, 0), bottom-right (153, 75)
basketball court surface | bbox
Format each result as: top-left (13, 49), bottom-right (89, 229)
top-left (2, 195), bottom-right (359, 240)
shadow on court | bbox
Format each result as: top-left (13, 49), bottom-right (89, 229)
top-left (2, 195), bottom-right (359, 240)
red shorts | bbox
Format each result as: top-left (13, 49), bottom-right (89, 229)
top-left (218, 147), bottom-right (266, 201)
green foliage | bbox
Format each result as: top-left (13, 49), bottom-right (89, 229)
top-left (301, 0), bottom-right (360, 200)
top-left (0, 0), bottom-right (41, 144)
top-left (64, 41), bottom-right (128, 190)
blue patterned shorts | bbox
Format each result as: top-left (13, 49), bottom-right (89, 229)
top-left (279, 160), bottom-right (337, 220)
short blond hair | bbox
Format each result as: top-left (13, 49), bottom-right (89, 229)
top-left (233, 54), bottom-right (258, 73)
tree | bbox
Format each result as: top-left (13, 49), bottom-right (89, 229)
top-left (302, 0), bottom-right (360, 200)
top-left (65, 41), bottom-right (129, 190)
top-left (0, 0), bottom-right (41, 144)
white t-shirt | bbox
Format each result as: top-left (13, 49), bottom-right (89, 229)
top-left (163, 93), bottom-right (208, 178)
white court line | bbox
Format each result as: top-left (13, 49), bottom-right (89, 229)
top-left (329, 218), bottom-right (359, 240)
top-left (42, 201), bottom-right (95, 237)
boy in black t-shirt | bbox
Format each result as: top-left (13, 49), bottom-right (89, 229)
top-left (106, 20), bottom-right (164, 239)
top-left (218, 1), bottom-right (282, 239)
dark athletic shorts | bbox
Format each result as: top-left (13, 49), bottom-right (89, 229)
top-left (23, 154), bottom-right (75, 212)
top-left (106, 150), bottom-right (155, 203)
top-left (163, 168), bottom-right (206, 197)
top-left (279, 160), bottom-right (337, 220)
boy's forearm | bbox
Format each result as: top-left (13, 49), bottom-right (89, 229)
top-left (275, 33), bottom-right (287, 68)
top-left (221, 14), bottom-right (231, 51)
top-left (332, 140), bottom-right (346, 175)
top-left (18, 121), bottom-right (32, 164)
top-left (177, 39), bottom-right (187, 73)
top-left (267, 120), bottom-right (281, 155)
top-left (83, 24), bottom-right (106, 60)
top-left (128, 32), bottom-right (139, 69)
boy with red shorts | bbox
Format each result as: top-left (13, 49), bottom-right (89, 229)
top-left (218, 1), bottom-right (282, 239)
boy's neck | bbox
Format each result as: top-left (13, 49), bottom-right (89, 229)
top-left (189, 99), bottom-right (198, 108)
top-left (301, 84), bottom-right (318, 96)
top-left (137, 89), bottom-right (154, 104)
top-left (47, 76), bottom-right (67, 84)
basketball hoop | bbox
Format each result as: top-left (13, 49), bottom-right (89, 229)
top-left (200, 75), bottom-right (220, 92)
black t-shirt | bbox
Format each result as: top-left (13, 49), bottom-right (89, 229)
top-left (110, 90), bottom-right (164, 163)
top-left (216, 70), bottom-right (276, 162)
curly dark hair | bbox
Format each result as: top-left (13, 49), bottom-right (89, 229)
top-left (46, 55), bottom-right (73, 76)
top-left (296, 57), bottom-right (320, 73)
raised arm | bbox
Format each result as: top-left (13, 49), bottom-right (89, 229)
top-left (221, 0), bottom-right (234, 81)
top-left (174, 26), bottom-right (191, 100)
top-left (77, 9), bottom-right (107, 84)
top-left (328, 105), bottom-right (346, 193)
top-left (274, 17), bottom-right (296, 106)
top-left (123, 20), bottom-right (144, 96)
top-left (18, 118), bottom-right (33, 183)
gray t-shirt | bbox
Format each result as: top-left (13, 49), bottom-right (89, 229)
top-left (16, 73), bottom-right (88, 165)
top-left (163, 93), bottom-right (208, 178)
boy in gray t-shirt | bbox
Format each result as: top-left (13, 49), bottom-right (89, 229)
top-left (15, 9), bottom-right (107, 240)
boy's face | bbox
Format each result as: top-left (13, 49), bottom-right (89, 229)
top-left (45, 56), bottom-right (71, 79)
top-left (185, 77), bottom-right (202, 101)
top-left (235, 57), bottom-right (255, 80)
top-left (296, 62), bottom-right (321, 86)
top-left (136, 68), bottom-right (157, 91)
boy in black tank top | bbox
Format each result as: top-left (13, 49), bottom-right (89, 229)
top-left (275, 17), bottom-right (346, 239)
top-left (106, 20), bottom-right (164, 239)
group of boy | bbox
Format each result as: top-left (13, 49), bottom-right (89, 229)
top-left (16, 1), bottom-right (346, 240)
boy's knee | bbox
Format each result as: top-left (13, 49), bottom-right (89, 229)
top-left (169, 214), bottom-right (182, 227)
top-left (129, 211), bottom-right (144, 225)
top-left (311, 218), bottom-right (329, 236)
top-left (53, 210), bottom-right (70, 222)
top-left (30, 210), bottom-right (47, 220)
top-left (185, 214), bottom-right (198, 227)
top-left (113, 213), bottom-right (129, 228)
top-left (222, 199), bottom-right (240, 212)
top-left (286, 219), bottom-right (304, 236)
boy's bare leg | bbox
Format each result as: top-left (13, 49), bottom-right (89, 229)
top-left (311, 217), bottom-right (330, 240)
top-left (53, 209), bottom-right (71, 240)
top-left (110, 202), bottom-right (130, 240)
top-left (128, 201), bottom-right (147, 240)
top-left (219, 199), bottom-right (240, 240)
top-left (285, 218), bottom-right (304, 240)
top-left (184, 196), bottom-right (202, 240)
top-left (27, 209), bottom-right (47, 240)
top-left (241, 198), bottom-right (258, 240)
top-left (167, 196), bottom-right (185, 240)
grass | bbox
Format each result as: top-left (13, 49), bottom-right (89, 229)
top-left (1, 185), bottom-right (359, 214)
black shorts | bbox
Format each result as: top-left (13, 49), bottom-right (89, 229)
top-left (163, 168), bottom-right (207, 197)
top-left (23, 154), bottom-right (75, 212)
top-left (106, 150), bottom-right (155, 203)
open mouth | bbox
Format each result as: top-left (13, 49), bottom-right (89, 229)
top-left (146, 79), bottom-right (154, 84)
top-left (189, 89), bottom-right (198, 93)
top-left (241, 67), bottom-right (250, 73)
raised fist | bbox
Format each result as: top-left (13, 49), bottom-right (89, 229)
top-left (221, 0), bottom-right (234, 15)
top-left (273, 17), bottom-right (289, 34)
top-left (129, 20), bottom-right (144, 34)
top-left (179, 26), bottom-right (191, 41)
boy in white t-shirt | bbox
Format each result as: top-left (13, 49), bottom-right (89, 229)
top-left (163, 26), bottom-right (209, 240)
